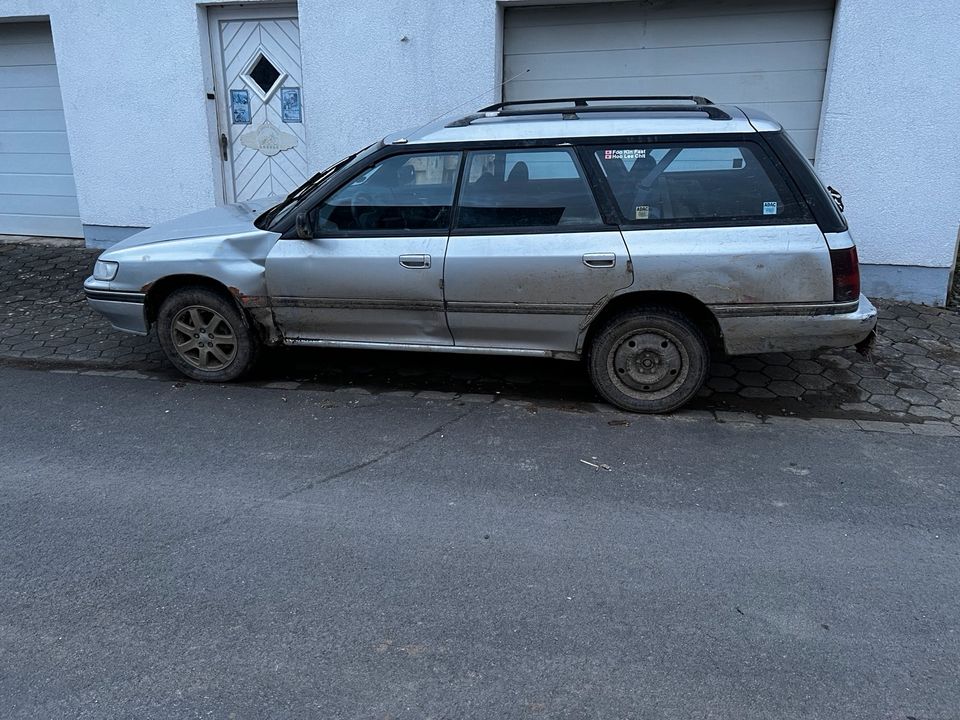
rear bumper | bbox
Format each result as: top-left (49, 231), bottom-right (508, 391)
top-left (83, 280), bottom-right (149, 335)
top-left (718, 294), bottom-right (878, 356)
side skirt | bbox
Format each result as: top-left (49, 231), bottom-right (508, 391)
top-left (283, 337), bottom-right (581, 361)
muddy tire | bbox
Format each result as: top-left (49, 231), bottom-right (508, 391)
top-left (587, 306), bottom-right (710, 414)
top-left (157, 286), bottom-right (259, 382)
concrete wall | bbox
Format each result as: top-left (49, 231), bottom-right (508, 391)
top-left (1, 0), bottom-right (958, 302)
top-left (816, 0), bottom-right (960, 303)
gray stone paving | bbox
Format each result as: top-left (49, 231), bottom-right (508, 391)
top-left (1, 240), bottom-right (959, 425)
top-left (0, 243), bottom-right (162, 367)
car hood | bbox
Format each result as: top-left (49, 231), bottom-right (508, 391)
top-left (108, 197), bottom-right (282, 250)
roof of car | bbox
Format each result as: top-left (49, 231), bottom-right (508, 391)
top-left (384, 98), bottom-right (782, 147)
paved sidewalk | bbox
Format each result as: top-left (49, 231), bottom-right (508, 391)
top-left (2, 241), bottom-right (959, 426)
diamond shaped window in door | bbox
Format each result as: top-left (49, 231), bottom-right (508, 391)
top-left (240, 47), bottom-right (287, 101)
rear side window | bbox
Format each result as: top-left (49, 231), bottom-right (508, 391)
top-left (312, 152), bottom-right (461, 233)
top-left (593, 143), bottom-right (807, 225)
top-left (456, 148), bottom-right (602, 230)
top-left (765, 131), bottom-right (847, 233)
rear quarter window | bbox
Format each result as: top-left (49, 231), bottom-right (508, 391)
top-left (764, 131), bottom-right (848, 233)
top-left (592, 142), bottom-right (809, 226)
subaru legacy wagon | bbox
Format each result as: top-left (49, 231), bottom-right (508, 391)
top-left (84, 96), bottom-right (877, 413)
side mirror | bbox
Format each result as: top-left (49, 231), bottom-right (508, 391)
top-left (295, 212), bottom-right (313, 240)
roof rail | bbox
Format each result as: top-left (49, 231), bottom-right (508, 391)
top-left (480, 96), bottom-right (715, 112)
top-left (446, 96), bottom-right (729, 128)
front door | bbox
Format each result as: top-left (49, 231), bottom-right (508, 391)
top-left (208, 4), bottom-right (308, 203)
top-left (265, 151), bottom-right (462, 345)
top-left (443, 148), bottom-right (633, 351)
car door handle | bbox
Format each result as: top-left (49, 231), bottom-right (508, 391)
top-left (582, 252), bottom-right (617, 268)
top-left (399, 253), bottom-right (431, 269)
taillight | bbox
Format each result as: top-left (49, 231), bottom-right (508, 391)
top-left (829, 246), bottom-right (860, 303)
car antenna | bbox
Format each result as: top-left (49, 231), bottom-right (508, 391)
top-left (395, 68), bottom-right (530, 142)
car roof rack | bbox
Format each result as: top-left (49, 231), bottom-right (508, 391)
top-left (446, 96), bottom-right (730, 127)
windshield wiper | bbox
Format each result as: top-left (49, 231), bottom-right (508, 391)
top-left (827, 185), bottom-right (845, 213)
top-left (259, 151), bottom-right (360, 227)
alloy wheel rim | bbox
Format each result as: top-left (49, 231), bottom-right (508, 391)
top-left (609, 330), bottom-right (689, 400)
top-left (171, 305), bottom-right (238, 371)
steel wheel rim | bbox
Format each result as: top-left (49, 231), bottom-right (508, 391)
top-left (608, 329), bottom-right (689, 401)
top-left (170, 305), bottom-right (238, 371)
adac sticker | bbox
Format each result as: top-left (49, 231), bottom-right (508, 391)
top-left (604, 148), bottom-right (646, 161)
top-left (635, 205), bottom-right (650, 220)
top-left (763, 201), bottom-right (779, 215)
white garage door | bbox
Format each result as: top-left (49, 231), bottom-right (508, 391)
top-left (503, 0), bottom-right (835, 160)
top-left (0, 21), bottom-right (81, 237)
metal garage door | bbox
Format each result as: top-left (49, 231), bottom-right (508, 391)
top-left (0, 21), bottom-right (81, 237)
top-left (503, 0), bottom-right (835, 160)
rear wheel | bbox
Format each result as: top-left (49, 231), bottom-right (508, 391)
top-left (588, 307), bottom-right (710, 413)
top-left (157, 287), bottom-right (259, 382)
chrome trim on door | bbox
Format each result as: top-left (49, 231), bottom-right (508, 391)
top-left (582, 252), bottom-right (617, 268)
top-left (270, 298), bottom-right (593, 314)
top-left (445, 301), bottom-right (591, 315)
top-left (399, 253), bottom-right (431, 269)
top-left (272, 297), bottom-right (444, 311)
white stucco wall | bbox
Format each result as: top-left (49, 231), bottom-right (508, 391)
top-left (1, 0), bottom-right (224, 229)
top-left (2, 0), bottom-right (501, 231)
top-left (298, 0), bottom-right (499, 167)
top-left (2, 0), bottom-right (958, 300)
top-left (815, 0), bottom-right (960, 273)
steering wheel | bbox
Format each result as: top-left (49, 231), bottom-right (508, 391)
top-left (350, 187), bottom-right (399, 229)
top-left (350, 192), bottom-right (373, 223)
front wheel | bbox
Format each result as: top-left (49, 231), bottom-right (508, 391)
top-left (587, 307), bottom-right (710, 413)
top-left (157, 287), bottom-right (260, 382)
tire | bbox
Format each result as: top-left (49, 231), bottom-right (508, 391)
top-left (587, 306), bottom-right (710, 413)
top-left (156, 286), bottom-right (260, 382)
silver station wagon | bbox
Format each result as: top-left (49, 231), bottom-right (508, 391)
top-left (84, 96), bottom-right (877, 413)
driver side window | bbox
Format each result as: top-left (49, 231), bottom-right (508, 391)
top-left (312, 152), bottom-right (461, 233)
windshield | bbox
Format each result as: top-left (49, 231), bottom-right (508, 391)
top-left (256, 142), bottom-right (380, 230)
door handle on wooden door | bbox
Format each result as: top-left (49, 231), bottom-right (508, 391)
top-left (399, 254), bottom-right (431, 269)
top-left (219, 133), bottom-right (229, 161)
top-left (582, 252), bottom-right (617, 268)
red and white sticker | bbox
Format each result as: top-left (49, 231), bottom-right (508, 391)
top-left (604, 149), bottom-right (646, 161)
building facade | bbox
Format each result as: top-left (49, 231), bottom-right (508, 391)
top-left (0, 0), bottom-right (957, 304)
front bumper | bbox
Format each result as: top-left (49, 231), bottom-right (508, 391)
top-left (718, 294), bottom-right (879, 356)
top-left (83, 279), bottom-right (149, 335)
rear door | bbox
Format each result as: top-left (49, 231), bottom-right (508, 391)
top-left (443, 147), bottom-right (633, 352)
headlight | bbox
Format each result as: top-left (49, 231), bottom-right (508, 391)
top-left (93, 260), bottom-right (119, 281)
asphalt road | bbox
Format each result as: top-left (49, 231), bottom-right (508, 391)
top-left (1, 366), bottom-right (958, 719)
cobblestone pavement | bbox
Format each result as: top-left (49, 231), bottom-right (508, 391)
top-left (2, 241), bottom-right (959, 427)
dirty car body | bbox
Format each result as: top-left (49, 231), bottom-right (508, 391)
top-left (84, 97), bottom-right (877, 413)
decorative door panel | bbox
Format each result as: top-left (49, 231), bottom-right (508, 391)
top-left (209, 5), bottom-right (308, 203)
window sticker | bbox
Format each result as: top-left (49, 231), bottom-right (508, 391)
top-left (763, 201), bottom-right (779, 215)
top-left (635, 205), bottom-right (650, 220)
top-left (230, 89), bottom-right (251, 124)
top-left (281, 87), bottom-right (302, 123)
top-left (604, 149), bottom-right (646, 161)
